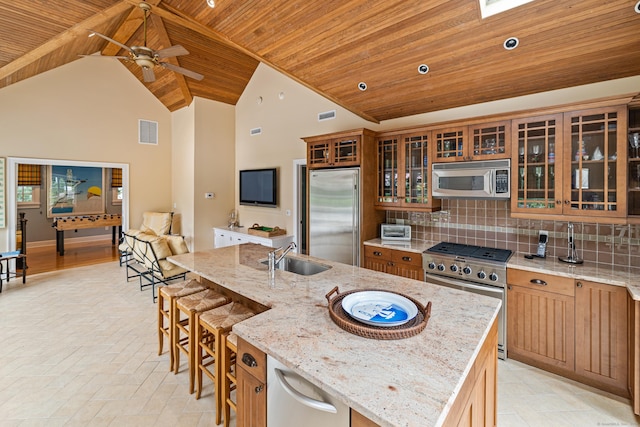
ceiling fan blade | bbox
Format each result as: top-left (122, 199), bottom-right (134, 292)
top-left (87, 30), bottom-right (134, 54)
top-left (155, 45), bottom-right (189, 59)
top-left (142, 67), bottom-right (156, 83)
top-left (159, 62), bottom-right (204, 81)
top-left (79, 54), bottom-right (130, 60)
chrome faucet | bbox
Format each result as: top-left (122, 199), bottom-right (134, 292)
top-left (268, 242), bottom-right (297, 279)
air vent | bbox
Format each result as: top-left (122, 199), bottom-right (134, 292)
top-left (139, 119), bottom-right (158, 145)
top-left (318, 110), bottom-right (336, 122)
top-left (250, 127), bottom-right (262, 136)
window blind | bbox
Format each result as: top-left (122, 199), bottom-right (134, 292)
top-left (111, 168), bottom-right (122, 188)
top-left (17, 164), bottom-right (41, 186)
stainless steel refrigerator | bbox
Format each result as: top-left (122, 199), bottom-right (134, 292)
top-left (309, 168), bottom-right (360, 266)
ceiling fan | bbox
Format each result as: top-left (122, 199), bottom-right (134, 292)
top-left (85, 2), bottom-right (203, 83)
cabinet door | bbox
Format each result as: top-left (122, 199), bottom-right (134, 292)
top-left (469, 121), bottom-right (511, 161)
top-left (563, 106), bottom-right (627, 217)
top-left (628, 108), bottom-right (640, 216)
top-left (308, 141), bottom-right (332, 168)
top-left (376, 136), bottom-right (399, 205)
top-left (433, 127), bottom-right (467, 162)
top-left (237, 367), bottom-right (266, 427)
top-left (363, 246), bottom-right (391, 273)
top-left (332, 136), bottom-right (360, 166)
top-left (401, 132), bottom-right (431, 207)
top-left (511, 114), bottom-right (564, 214)
top-left (575, 280), bottom-right (628, 395)
top-left (507, 284), bottom-right (575, 371)
top-left (390, 249), bottom-right (423, 280)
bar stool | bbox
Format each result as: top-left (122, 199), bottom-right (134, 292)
top-left (195, 302), bottom-right (255, 425)
top-left (157, 278), bottom-right (206, 371)
top-left (174, 289), bottom-right (230, 394)
top-left (223, 332), bottom-right (238, 427)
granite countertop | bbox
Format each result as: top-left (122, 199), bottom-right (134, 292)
top-left (363, 239), bottom-right (640, 300)
top-left (168, 244), bottom-right (500, 427)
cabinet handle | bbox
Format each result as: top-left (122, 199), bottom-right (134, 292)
top-left (556, 200), bottom-right (562, 205)
top-left (402, 256), bottom-right (412, 261)
top-left (255, 385), bottom-right (264, 394)
top-left (565, 200), bottom-right (570, 205)
top-left (242, 353), bottom-right (258, 368)
top-left (387, 261), bottom-right (395, 266)
top-left (373, 251), bottom-right (382, 256)
top-left (577, 282), bottom-right (583, 288)
top-left (507, 285), bottom-right (512, 290)
top-left (530, 279), bottom-right (547, 286)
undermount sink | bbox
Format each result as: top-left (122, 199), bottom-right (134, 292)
top-left (261, 256), bottom-right (331, 276)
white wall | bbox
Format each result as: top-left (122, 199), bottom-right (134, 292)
top-left (0, 57), bottom-right (173, 251)
top-left (171, 103), bottom-right (195, 245)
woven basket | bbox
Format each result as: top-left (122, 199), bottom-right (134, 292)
top-left (325, 287), bottom-right (432, 340)
top-left (248, 223), bottom-right (286, 237)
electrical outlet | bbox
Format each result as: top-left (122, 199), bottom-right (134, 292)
top-left (285, 209), bottom-right (291, 216)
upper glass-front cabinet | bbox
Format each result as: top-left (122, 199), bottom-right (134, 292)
top-left (564, 107), bottom-right (627, 217)
top-left (511, 114), bottom-right (563, 214)
top-left (433, 122), bottom-right (510, 162)
top-left (376, 136), bottom-right (399, 205)
top-left (628, 108), bottom-right (640, 217)
top-left (403, 133), bottom-right (430, 206)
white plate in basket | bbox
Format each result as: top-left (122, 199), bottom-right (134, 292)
top-left (341, 291), bottom-right (418, 327)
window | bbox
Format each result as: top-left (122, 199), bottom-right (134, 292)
top-left (478, 0), bottom-right (534, 18)
top-left (112, 187), bottom-right (123, 205)
top-left (17, 186), bottom-right (40, 207)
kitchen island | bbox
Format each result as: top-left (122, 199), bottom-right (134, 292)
top-left (168, 243), bottom-right (500, 427)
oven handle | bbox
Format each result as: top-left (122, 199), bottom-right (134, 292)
top-left (425, 273), bottom-right (504, 296)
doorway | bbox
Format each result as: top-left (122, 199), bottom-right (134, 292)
top-left (6, 158), bottom-right (129, 274)
top-left (293, 159), bottom-right (307, 254)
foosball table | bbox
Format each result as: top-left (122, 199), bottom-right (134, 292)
top-left (51, 214), bottom-right (122, 256)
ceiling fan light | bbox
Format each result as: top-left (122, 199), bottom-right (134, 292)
top-left (206, 0), bottom-right (215, 7)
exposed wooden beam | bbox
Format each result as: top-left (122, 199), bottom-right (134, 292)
top-left (149, 13), bottom-right (193, 106)
top-left (125, 0), bottom-right (379, 123)
top-left (102, 0), bottom-right (162, 56)
top-left (0, 1), bottom-right (132, 81)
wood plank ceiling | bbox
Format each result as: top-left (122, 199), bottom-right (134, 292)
top-left (0, 0), bottom-right (638, 122)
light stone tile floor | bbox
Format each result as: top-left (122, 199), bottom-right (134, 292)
top-left (0, 261), bottom-right (638, 426)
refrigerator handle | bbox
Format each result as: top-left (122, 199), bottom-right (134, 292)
top-left (352, 173), bottom-right (359, 265)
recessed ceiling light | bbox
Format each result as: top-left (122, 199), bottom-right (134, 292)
top-left (206, 0), bottom-right (215, 8)
top-left (418, 64), bottom-right (429, 75)
top-left (635, 1), bottom-right (640, 13)
top-left (358, 82), bottom-right (367, 91)
top-left (503, 37), bottom-right (519, 50)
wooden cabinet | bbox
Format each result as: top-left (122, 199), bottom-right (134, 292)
top-left (351, 410), bottom-right (380, 427)
top-left (363, 245), bottom-right (423, 280)
top-left (511, 114), bottom-right (564, 214)
top-left (507, 269), bottom-right (575, 371)
top-left (508, 268), bottom-right (630, 397)
top-left (575, 279), bottom-right (628, 396)
top-left (443, 318), bottom-right (498, 427)
top-left (628, 107), bottom-right (640, 217)
top-left (304, 129), bottom-right (374, 169)
top-left (375, 130), bottom-right (440, 211)
top-left (236, 338), bottom-right (267, 427)
top-left (512, 106), bottom-right (628, 219)
top-left (433, 121), bottom-right (510, 163)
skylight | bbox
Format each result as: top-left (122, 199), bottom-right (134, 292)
top-left (479, 0), bottom-right (535, 18)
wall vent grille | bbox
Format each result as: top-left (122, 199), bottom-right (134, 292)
top-left (318, 110), bottom-right (336, 121)
top-left (139, 119), bottom-right (158, 145)
top-left (250, 127), bottom-right (262, 136)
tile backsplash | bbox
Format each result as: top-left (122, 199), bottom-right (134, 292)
top-left (386, 200), bottom-right (640, 270)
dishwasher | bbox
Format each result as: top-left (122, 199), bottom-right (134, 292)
top-left (267, 355), bottom-right (350, 427)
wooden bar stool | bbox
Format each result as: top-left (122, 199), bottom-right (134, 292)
top-left (195, 302), bottom-right (255, 425)
top-left (223, 332), bottom-right (238, 427)
top-left (174, 289), bottom-right (230, 394)
top-left (157, 278), bottom-right (206, 371)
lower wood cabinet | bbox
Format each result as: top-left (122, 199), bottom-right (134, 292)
top-left (237, 338), bottom-right (267, 427)
top-left (507, 268), bottom-right (629, 397)
top-left (575, 279), bottom-right (628, 396)
top-left (363, 245), bottom-right (423, 280)
top-left (507, 269), bottom-right (575, 371)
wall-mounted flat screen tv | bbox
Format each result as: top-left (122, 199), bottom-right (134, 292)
top-left (239, 168), bottom-right (277, 208)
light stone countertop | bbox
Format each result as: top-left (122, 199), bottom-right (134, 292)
top-left (364, 239), bottom-right (640, 300)
top-left (168, 243), bottom-right (500, 427)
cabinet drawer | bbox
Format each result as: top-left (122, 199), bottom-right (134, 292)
top-left (507, 268), bottom-right (574, 297)
top-left (391, 250), bottom-right (422, 267)
top-left (364, 246), bottom-right (392, 260)
top-left (238, 337), bottom-right (267, 383)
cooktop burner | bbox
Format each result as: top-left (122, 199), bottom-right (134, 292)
top-left (427, 242), bottom-right (513, 264)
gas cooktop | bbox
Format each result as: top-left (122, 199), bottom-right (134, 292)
top-left (426, 242), bottom-right (513, 264)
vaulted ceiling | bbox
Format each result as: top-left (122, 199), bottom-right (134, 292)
top-left (1, 0), bottom-right (639, 123)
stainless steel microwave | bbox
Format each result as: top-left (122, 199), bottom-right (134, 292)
top-left (432, 159), bottom-right (510, 199)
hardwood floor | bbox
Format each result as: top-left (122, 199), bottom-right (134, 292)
top-left (23, 239), bottom-right (120, 275)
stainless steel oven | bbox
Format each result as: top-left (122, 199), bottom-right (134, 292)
top-left (423, 242), bottom-right (512, 360)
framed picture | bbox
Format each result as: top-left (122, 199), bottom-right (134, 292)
top-left (47, 165), bottom-right (105, 217)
